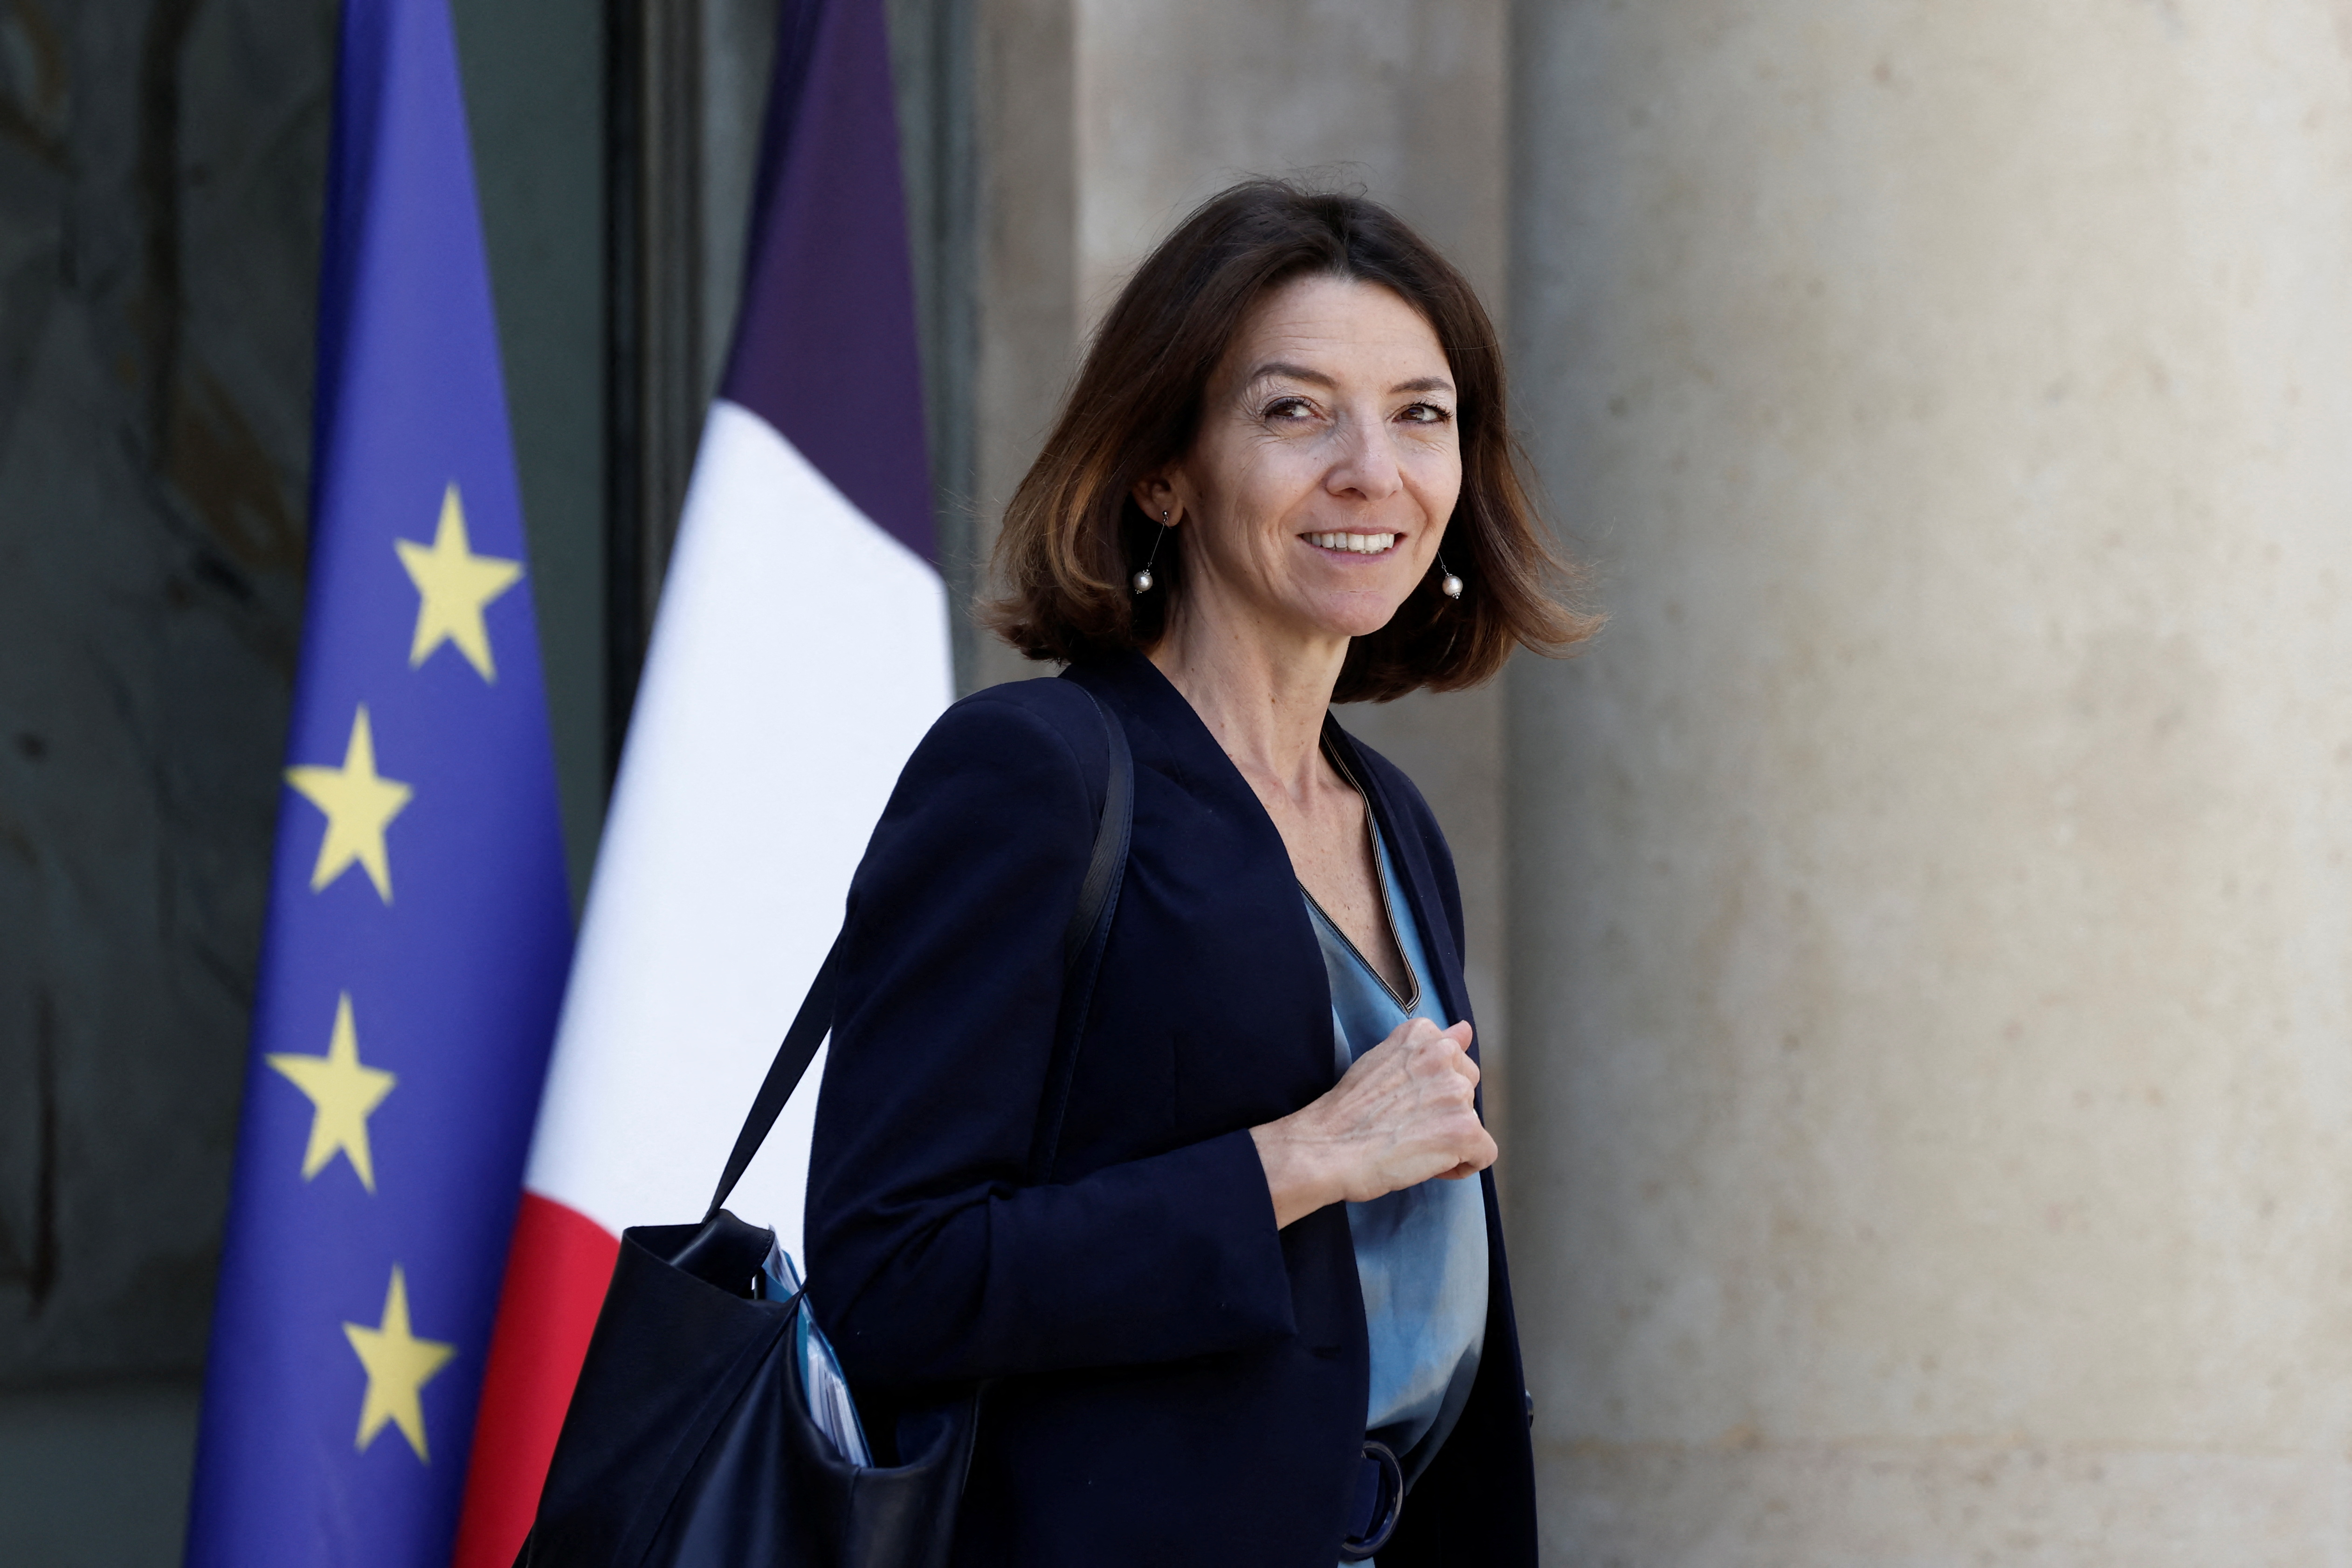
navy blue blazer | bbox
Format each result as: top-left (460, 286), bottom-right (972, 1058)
top-left (806, 651), bottom-right (1537, 1567)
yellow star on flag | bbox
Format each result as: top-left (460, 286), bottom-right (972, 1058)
top-left (394, 483), bottom-right (522, 681)
top-left (284, 704), bottom-right (413, 902)
top-left (265, 993), bottom-right (396, 1192)
top-left (344, 1265), bottom-right (457, 1461)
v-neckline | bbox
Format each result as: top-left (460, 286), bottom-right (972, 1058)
top-left (1068, 653), bottom-right (1436, 1020)
top-left (1300, 741), bottom-right (1420, 1015)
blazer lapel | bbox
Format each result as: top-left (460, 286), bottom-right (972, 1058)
top-left (1069, 652), bottom-right (1341, 1084)
top-left (1322, 716), bottom-right (1476, 1046)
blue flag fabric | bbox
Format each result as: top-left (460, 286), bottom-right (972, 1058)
top-left (185, 2), bottom-right (574, 1563)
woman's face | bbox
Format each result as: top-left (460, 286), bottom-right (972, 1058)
top-left (1146, 274), bottom-right (1462, 647)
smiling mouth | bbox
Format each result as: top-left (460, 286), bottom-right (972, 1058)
top-left (1304, 531), bottom-right (1400, 555)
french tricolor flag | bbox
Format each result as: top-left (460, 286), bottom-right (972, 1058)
top-left (449, 1), bottom-right (950, 1561)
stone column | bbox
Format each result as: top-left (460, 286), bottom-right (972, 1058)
top-left (1508, 3), bottom-right (2352, 1560)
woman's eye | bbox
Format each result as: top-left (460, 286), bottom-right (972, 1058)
top-left (1263, 397), bottom-right (1315, 421)
top-left (1400, 402), bottom-right (1453, 425)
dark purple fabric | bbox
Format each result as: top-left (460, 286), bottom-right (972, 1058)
top-left (723, 0), bottom-right (934, 564)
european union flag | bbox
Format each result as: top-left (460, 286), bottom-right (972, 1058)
top-left (185, 0), bottom-right (573, 1563)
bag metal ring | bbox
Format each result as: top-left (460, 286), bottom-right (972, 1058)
top-left (1338, 1439), bottom-right (1403, 1561)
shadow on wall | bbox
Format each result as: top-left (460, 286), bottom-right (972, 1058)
top-left (0, 0), bottom-right (329, 1561)
top-left (0, 0), bottom-right (328, 1380)
top-left (0, 1383), bottom-right (201, 1565)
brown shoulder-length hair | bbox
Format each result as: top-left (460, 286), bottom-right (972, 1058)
top-left (983, 179), bottom-right (1597, 703)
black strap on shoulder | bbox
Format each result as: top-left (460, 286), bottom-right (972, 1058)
top-left (1030, 690), bottom-right (1131, 1183)
top-left (707, 687), bottom-right (1133, 1219)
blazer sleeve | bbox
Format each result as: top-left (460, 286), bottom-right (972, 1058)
top-left (804, 687), bottom-right (1298, 1388)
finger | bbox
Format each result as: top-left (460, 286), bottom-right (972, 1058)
top-left (1456, 1126), bottom-right (1499, 1175)
top-left (1390, 1015), bottom-right (1447, 1051)
top-left (1438, 1136), bottom-right (1496, 1180)
top-left (1443, 1020), bottom-right (1474, 1050)
top-left (1414, 1021), bottom-right (1473, 1070)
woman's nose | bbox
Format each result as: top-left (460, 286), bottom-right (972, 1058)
top-left (1324, 414), bottom-right (1406, 502)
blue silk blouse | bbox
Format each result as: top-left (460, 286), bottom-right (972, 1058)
top-left (1304, 821), bottom-right (1490, 1492)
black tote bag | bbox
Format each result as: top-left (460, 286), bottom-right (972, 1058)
top-left (517, 688), bottom-right (1133, 1568)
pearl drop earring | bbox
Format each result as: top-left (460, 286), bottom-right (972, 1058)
top-left (1438, 554), bottom-right (1463, 600)
top-left (1134, 510), bottom-right (1171, 594)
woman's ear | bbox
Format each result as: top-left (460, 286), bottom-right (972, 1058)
top-left (1130, 473), bottom-right (1183, 526)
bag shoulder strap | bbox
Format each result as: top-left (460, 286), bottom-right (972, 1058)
top-left (707, 685), bottom-right (1134, 1218)
top-left (1029, 687), bottom-right (1131, 1184)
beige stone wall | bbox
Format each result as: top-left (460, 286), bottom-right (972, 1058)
top-left (1069, 0), bottom-right (1507, 331)
top-left (1508, 2), bottom-right (2352, 1560)
top-left (969, 0), bottom-right (1522, 1109)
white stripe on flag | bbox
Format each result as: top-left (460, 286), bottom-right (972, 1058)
top-left (525, 398), bottom-right (951, 1262)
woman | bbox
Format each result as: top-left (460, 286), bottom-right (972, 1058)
top-left (806, 180), bottom-right (1594, 1567)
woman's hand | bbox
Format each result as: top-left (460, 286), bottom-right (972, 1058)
top-left (1249, 1018), bottom-right (1496, 1229)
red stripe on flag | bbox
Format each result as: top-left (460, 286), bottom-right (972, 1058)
top-left (451, 1190), bottom-right (621, 1568)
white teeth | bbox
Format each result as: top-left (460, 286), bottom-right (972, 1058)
top-left (1308, 532), bottom-right (1399, 554)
